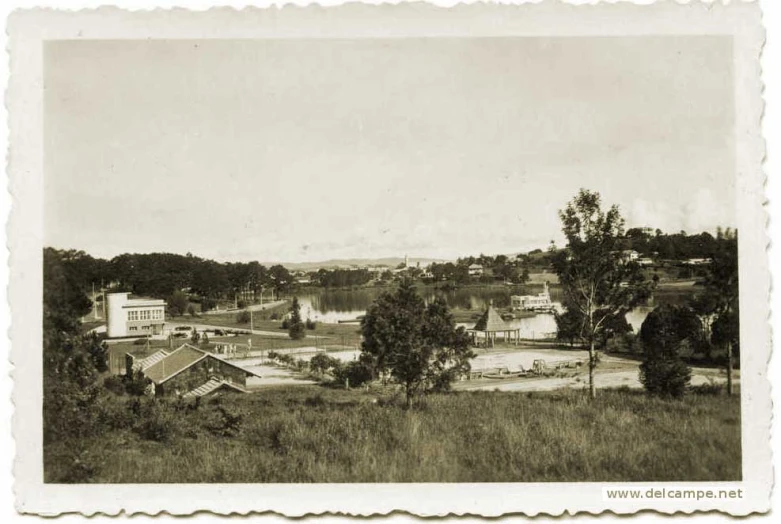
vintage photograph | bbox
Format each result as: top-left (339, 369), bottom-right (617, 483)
top-left (41, 34), bottom-right (742, 483)
top-left (9, 2), bottom-right (770, 517)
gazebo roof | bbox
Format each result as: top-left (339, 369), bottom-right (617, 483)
top-left (473, 305), bottom-right (513, 332)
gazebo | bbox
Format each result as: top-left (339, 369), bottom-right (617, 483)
top-left (468, 303), bottom-right (521, 348)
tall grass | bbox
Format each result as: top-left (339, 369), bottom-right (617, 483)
top-left (45, 386), bottom-right (740, 483)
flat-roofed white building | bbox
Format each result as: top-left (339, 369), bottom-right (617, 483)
top-left (106, 292), bottom-right (166, 338)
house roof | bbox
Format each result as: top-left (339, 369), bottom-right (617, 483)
top-left (143, 344), bottom-right (208, 384)
top-left (469, 263), bottom-right (483, 269)
top-left (473, 305), bottom-right (513, 332)
top-left (134, 349), bottom-right (170, 371)
top-left (143, 343), bottom-right (260, 384)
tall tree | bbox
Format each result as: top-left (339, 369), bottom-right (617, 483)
top-left (288, 297), bottom-right (306, 340)
top-left (552, 189), bottom-right (653, 398)
top-left (693, 233), bottom-right (739, 394)
top-left (360, 280), bottom-right (473, 407)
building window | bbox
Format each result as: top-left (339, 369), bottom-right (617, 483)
top-left (129, 326), bottom-right (137, 332)
top-left (128, 310), bottom-right (139, 321)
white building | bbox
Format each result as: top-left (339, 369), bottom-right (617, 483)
top-left (511, 282), bottom-right (554, 312)
top-left (468, 264), bottom-right (484, 276)
top-left (106, 292), bottom-right (166, 338)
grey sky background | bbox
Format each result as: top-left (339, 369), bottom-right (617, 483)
top-left (44, 37), bottom-right (734, 263)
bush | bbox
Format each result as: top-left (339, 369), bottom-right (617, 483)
top-left (132, 401), bottom-right (183, 442)
top-left (281, 318), bottom-right (289, 330)
top-left (103, 375), bottom-right (126, 395)
top-left (639, 304), bottom-right (698, 398)
top-left (270, 312), bottom-right (280, 320)
top-left (237, 299), bottom-right (247, 309)
top-left (236, 310), bottom-right (251, 324)
top-left (309, 353), bottom-right (339, 375)
top-left (187, 304), bottom-right (197, 317)
top-left (639, 359), bottom-right (691, 399)
top-left (54, 447), bottom-right (103, 483)
top-left (124, 369), bottom-right (153, 396)
top-left (96, 396), bottom-right (135, 430)
top-left (333, 360), bottom-right (373, 388)
top-left (132, 337), bottom-right (149, 345)
top-left (204, 403), bottom-right (245, 437)
top-left (305, 318), bottom-right (316, 330)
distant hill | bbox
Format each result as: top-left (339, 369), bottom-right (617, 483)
top-left (264, 257), bottom-right (452, 271)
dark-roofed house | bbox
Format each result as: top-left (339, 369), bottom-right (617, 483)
top-left (126, 344), bottom-right (257, 398)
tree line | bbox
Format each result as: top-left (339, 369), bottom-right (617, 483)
top-left (44, 248), bottom-right (295, 309)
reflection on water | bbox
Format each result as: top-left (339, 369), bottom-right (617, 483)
top-left (296, 285), bottom-right (692, 336)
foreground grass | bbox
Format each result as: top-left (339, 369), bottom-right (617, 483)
top-left (45, 386), bottom-right (740, 483)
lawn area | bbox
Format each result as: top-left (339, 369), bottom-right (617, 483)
top-left (45, 386), bottom-right (741, 483)
top-left (178, 312), bottom-right (362, 338)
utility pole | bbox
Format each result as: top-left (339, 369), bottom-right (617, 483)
top-left (92, 282), bottom-right (98, 319)
top-left (250, 307), bottom-right (254, 333)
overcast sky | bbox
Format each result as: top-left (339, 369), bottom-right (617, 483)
top-left (44, 37), bottom-right (734, 263)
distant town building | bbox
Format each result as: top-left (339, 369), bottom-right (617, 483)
top-left (637, 257), bottom-right (654, 266)
top-left (685, 258), bottom-right (711, 266)
top-left (126, 344), bottom-right (258, 397)
top-left (511, 282), bottom-right (554, 312)
top-left (106, 292), bottom-right (166, 338)
top-left (468, 264), bottom-right (484, 276)
top-left (620, 250), bottom-right (640, 262)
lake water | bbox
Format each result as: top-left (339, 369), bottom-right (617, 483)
top-left (295, 285), bottom-right (694, 338)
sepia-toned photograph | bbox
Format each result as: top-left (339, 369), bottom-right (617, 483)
top-left (9, 2), bottom-right (770, 517)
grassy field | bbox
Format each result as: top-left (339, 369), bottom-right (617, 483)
top-left (45, 386), bottom-right (741, 483)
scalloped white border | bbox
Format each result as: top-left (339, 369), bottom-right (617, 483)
top-left (6, 1), bottom-right (769, 517)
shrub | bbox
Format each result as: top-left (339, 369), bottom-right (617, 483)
top-left (270, 312), bottom-right (280, 320)
top-left (309, 353), bottom-right (339, 375)
top-left (103, 375), bottom-right (126, 395)
top-left (305, 318), bottom-right (316, 330)
top-left (333, 360), bottom-right (373, 388)
top-left (97, 396), bottom-right (135, 430)
top-left (187, 304), bottom-right (197, 317)
top-left (124, 369), bottom-right (153, 396)
top-left (237, 299), bottom-right (247, 309)
top-left (236, 311), bottom-right (251, 324)
top-left (204, 403), bottom-right (245, 437)
top-left (132, 401), bottom-right (183, 442)
top-left (639, 359), bottom-right (691, 399)
top-left (281, 318), bottom-right (289, 330)
top-left (133, 337), bottom-right (149, 345)
top-left (55, 447), bottom-right (104, 483)
top-left (639, 304), bottom-right (698, 398)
